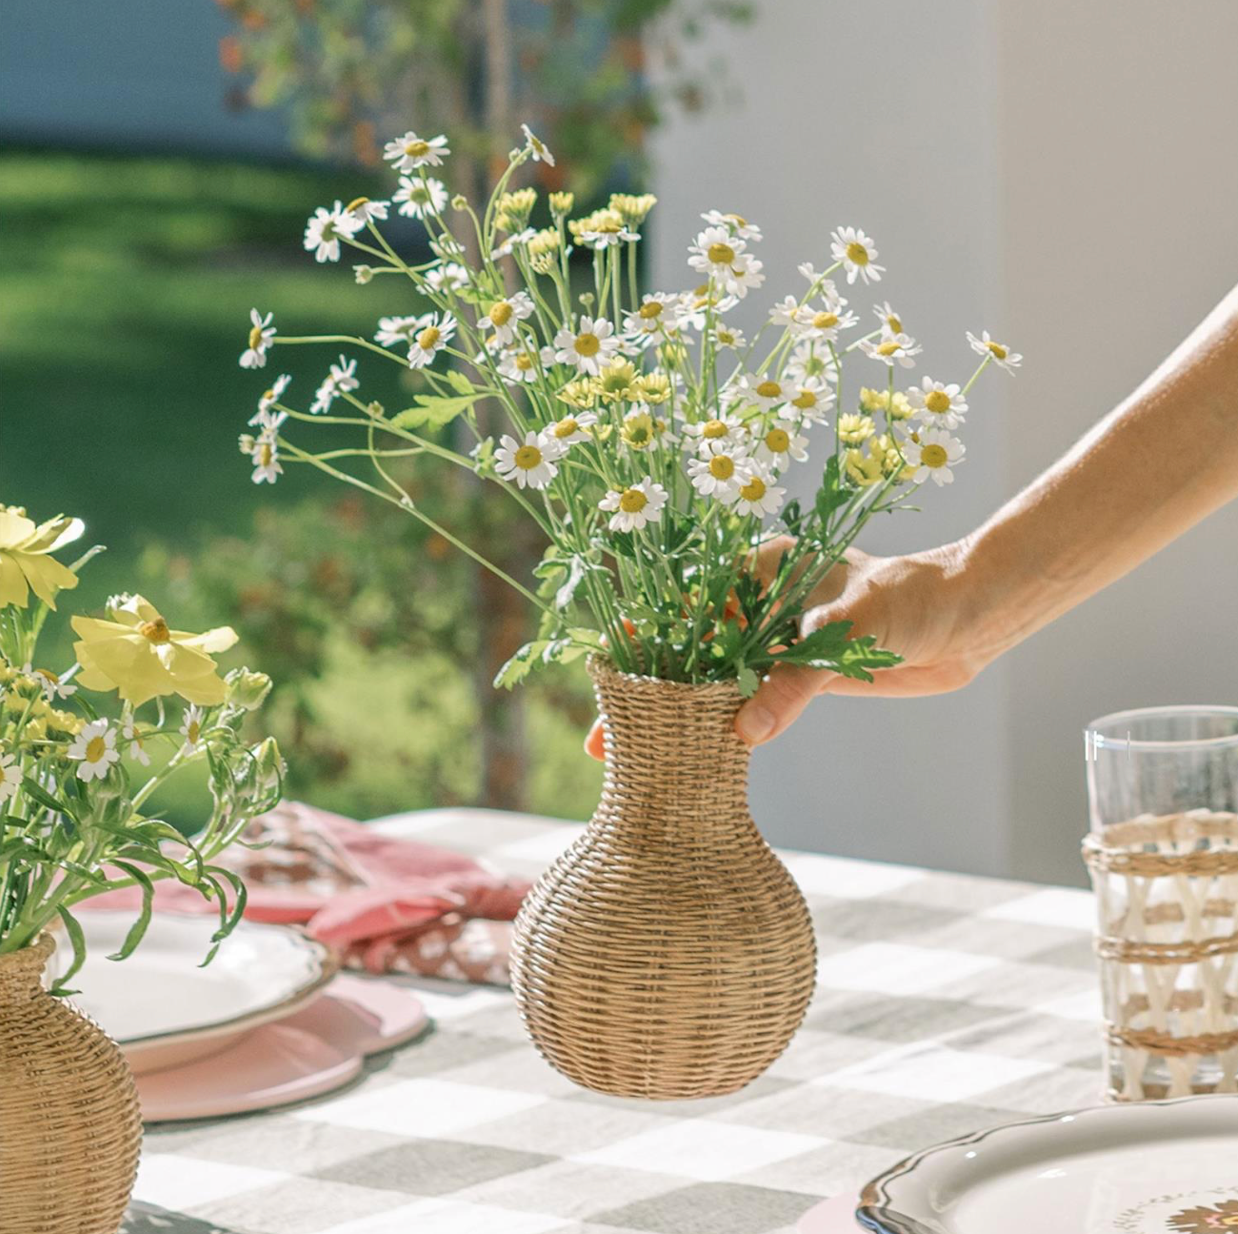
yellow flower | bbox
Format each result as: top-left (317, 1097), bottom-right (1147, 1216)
top-left (496, 188), bottom-right (537, 232)
top-left (548, 191), bottom-right (575, 218)
top-left (71, 594), bottom-right (238, 706)
top-left (636, 373), bottom-right (673, 405)
top-left (557, 379), bottom-right (597, 410)
top-left (595, 360), bottom-right (641, 404)
top-left (608, 192), bottom-right (657, 228)
top-left (859, 387), bottom-right (912, 419)
top-left (837, 414), bottom-right (876, 445)
top-left (0, 507), bottom-right (83, 610)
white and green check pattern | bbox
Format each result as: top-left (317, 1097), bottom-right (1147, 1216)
top-left (123, 808), bottom-right (1103, 1234)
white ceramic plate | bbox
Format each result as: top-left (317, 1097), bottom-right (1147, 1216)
top-left (67, 912), bottom-right (337, 1074)
top-left (858, 1094), bottom-right (1238, 1233)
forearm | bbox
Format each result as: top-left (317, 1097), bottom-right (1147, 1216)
top-left (959, 284), bottom-right (1238, 659)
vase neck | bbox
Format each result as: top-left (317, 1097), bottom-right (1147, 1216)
top-left (0, 933), bottom-right (54, 1000)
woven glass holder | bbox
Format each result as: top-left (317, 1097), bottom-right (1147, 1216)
top-left (510, 655), bottom-right (817, 1099)
top-left (0, 933), bottom-right (143, 1233)
top-left (1084, 706), bottom-right (1238, 1102)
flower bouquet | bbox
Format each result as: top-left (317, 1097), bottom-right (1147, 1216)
top-left (234, 124), bottom-right (1016, 1097)
top-left (0, 505), bottom-right (280, 1231)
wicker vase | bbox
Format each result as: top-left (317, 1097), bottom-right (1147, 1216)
top-left (0, 933), bottom-right (142, 1234)
top-left (510, 655), bottom-right (817, 1099)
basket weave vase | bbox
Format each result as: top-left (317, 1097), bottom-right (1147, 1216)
top-left (0, 934), bottom-right (142, 1234)
top-left (510, 655), bottom-right (817, 1099)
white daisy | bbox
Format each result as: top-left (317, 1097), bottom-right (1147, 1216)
top-left (408, 313), bottom-right (456, 369)
top-left (424, 261), bottom-right (469, 293)
top-left (490, 228), bottom-right (537, 260)
top-left (383, 131), bottom-right (450, 172)
top-left (784, 343), bottom-right (837, 387)
top-left (121, 714), bottom-right (151, 767)
top-left (794, 302), bottom-right (858, 344)
top-left (599, 478), bottom-right (668, 532)
top-left (478, 292), bottom-right (534, 346)
top-left (966, 330), bottom-right (1022, 373)
top-left (873, 301), bottom-right (907, 336)
top-left (736, 372), bottom-right (791, 413)
top-left (785, 377), bottom-right (835, 424)
top-left (394, 175), bottom-right (448, 220)
top-left (311, 355), bottom-right (359, 414)
top-left (623, 292), bottom-right (682, 341)
top-left (497, 346), bottom-right (541, 385)
top-left (830, 226), bottom-right (886, 285)
top-left (676, 287), bottom-right (739, 332)
top-left (734, 467), bottom-right (786, 517)
top-left (553, 316), bottom-right (621, 376)
top-left (240, 308), bottom-right (276, 369)
top-left (521, 123), bottom-right (555, 165)
top-left (67, 719), bottom-right (120, 783)
top-left (907, 378), bottom-right (968, 429)
top-left (687, 447), bottom-right (750, 501)
top-left (859, 332), bottom-right (922, 368)
top-left (25, 665), bottom-right (76, 702)
top-left (683, 413), bottom-right (744, 455)
top-left (768, 296), bottom-right (808, 329)
top-left (798, 266), bottom-right (844, 306)
top-left (687, 226), bottom-right (746, 279)
top-left (346, 197), bottom-right (390, 224)
top-left (755, 419), bottom-right (809, 468)
top-left (579, 222), bottom-right (637, 249)
top-left (180, 705), bottom-right (206, 754)
top-left (303, 201), bottom-right (364, 263)
top-left (243, 431), bottom-right (282, 484)
top-left (714, 323), bottom-right (746, 350)
top-left (901, 426), bottom-right (965, 486)
top-left (375, 315), bottom-right (429, 348)
top-left (546, 412), bottom-right (598, 446)
top-left (721, 253), bottom-right (764, 299)
top-left (700, 210), bottom-right (762, 241)
top-left (249, 373), bottom-right (291, 426)
top-left (495, 431), bottom-right (561, 490)
top-left (0, 753), bottom-right (21, 805)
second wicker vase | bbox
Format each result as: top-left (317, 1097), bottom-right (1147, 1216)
top-left (510, 655), bottom-right (817, 1099)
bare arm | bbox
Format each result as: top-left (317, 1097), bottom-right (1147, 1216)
top-left (733, 283), bottom-right (1238, 745)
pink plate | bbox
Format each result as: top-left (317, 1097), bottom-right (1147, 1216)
top-left (797, 1194), bottom-right (860, 1233)
top-left (136, 975), bottom-right (429, 1122)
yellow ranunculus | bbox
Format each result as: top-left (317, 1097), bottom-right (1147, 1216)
top-left (0, 507), bottom-right (83, 609)
top-left (71, 594), bottom-right (238, 706)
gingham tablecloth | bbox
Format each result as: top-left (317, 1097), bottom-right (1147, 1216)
top-left (122, 808), bottom-right (1104, 1234)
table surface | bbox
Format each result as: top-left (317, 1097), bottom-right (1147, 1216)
top-left (122, 808), bottom-right (1103, 1234)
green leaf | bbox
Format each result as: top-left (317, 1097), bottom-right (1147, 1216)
top-left (50, 906), bottom-right (88, 993)
top-left (493, 640), bottom-right (551, 690)
top-left (814, 455), bottom-right (849, 523)
top-left (19, 776), bottom-right (74, 818)
top-left (737, 667), bottom-right (759, 698)
top-left (555, 556), bottom-right (586, 611)
top-left (106, 860), bottom-right (154, 961)
top-left (444, 370), bottom-right (475, 396)
top-left (391, 392), bottom-right (482, 431)
top-left (767, 620), bottom-right (902, 682)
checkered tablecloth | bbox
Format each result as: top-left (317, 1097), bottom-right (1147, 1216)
top-left (122, 808), bottom-right (1104, 1234)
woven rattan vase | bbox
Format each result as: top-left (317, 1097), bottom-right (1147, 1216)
top-left (0, 933), bottom-right (142, 1233)
top-left (510, 655), bottom-right (817, 1099)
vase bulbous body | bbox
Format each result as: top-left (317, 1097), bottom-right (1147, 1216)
top-left (510, 656), bottom-right (817, 1099)
top-left (0, 934), bottom-right (142, 1233)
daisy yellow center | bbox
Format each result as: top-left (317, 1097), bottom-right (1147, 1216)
top-left (718, 330), bottom-right (736, 344)
top-left (707, 242), bottom-right (736, 265)
top-left (845, 241), bottom-right (870, 266)
top-left (574, 333), bottom-right (600, 357)
top-left (877, 340), bottom-right (901, 356)
top-left (638, 301), bottom-right (663, 320)
top-left (262, 388), bottom-right (276, 403)
top-left (515, 353), bottom-right (534, 371)
top-left (488, 301), bottom-right (513, 326)
top-left (740, 476), bottom-right (767, 502)
top-left (812, 311), bottom-right (839, 330)
top-left (416, 326), bottom-right (441, 352)
top-left (404, 139), bottom-right (431, 158)
top-left (554, 418), bottom-right (578, 438)
top-left (248, 325), bottom-right (264, 350)
top-left (34, 668), bottom-right (58, 685)
top-left (925, 390), bottom-right (952, 414)
top-left (259, 442), bottom-right (274, 466)
top-left (709, 455), bottom-right (735, 480)
top-left (139, 617), bottom-right (171, 644)
top-left (886, 314), bottom-right (903, 333)
top-left (187, 720), bottom-right (200, 743)
top-left (409, 186), bottom-right (430, 204)
top-left (85, 736), bottom-right (106, 763)
top-left (755, 380), bottom-right (782, 400)
top-left (986, 341), bottom-right (1008, 360)
top-left (514, 445), bottom-right (543, 470)
top-left (765, 428), bottom-right (790, 453)
top-left (921, 443), bottom-right (948, 468)
top-left (619, 488), bottom-right (648, 514)
top-left (529, 135), bottom-right (546, 154)
top-left (726, 214), bottom-right (748, 227)
top-left (346, 197), bottom-right (369, 213)
top-left (702, 419), bottom-right (728, 439)
top-left (792, 390), bottom-right (817, 410)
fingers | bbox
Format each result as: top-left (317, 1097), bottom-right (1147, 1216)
top-left (584, 717), bottom-right (605, 761)
top-left (735, 663), bottom-right (835, 746)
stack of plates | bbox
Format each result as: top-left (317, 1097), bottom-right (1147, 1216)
top-left (68, 912), bottom-right (429, 1121)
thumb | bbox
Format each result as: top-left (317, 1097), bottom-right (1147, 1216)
top-left (735, 663), bottom-right (836, 746)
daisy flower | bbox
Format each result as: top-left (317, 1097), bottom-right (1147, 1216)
top-left (687, 448), bottom-right (750, 502)
top-left (375, 315), bottom-right (428, 348)
top-left (383, 131), bottom-right (450, 172)
top-left (768, 296), bottom-right (808, 328)
top-left (303, 201), bottom-right (363, 263)
top-left (425, 261), bottom-right (469, 293)
top-left (784, 343), bottom-right (837, 387)
top-left (688, 227), bottom-right (764, 298)
top-left (490, 228), bottom-right (537, 261)
top-left (907, 378), bottom-right (968, 429)
top-left (345, 197), bottom-right (390, 225)
top-left (0, 753), bottom-right (20, 805)
top-left (683, 414), bottom-right (744, 455)
top-left (599, 478), bottom-right (668, 532)
top-left (553, 316), bottom-right (621, 376)
top-left (967, 330), bottom-right (1023, 373)
top-left (67, 719), bottom-right (120, 783)
top-left (249, 373), bottom-right (291, 426)
top-left (546, 412), bottom-right (598, 446)
top-left (311, 355), bottom-right (359, 414)
top-left (901, 426), bottom-right (965, 486)
top-left (838, 413), bottom-right (877, 445)
top-left (794, 303), bottom-right (858, 343)
top-left (521, 123), bottom-right (555, 165)
top-left (25, 665), bottom-right (76, 702)
top-left (799, 266), bottom-right (844, 305)
top-left (180, 704), bottom-right (205, 754)
top-left (700, 210), bottom-right (762, 241)
top-left (246, 433), bottom-right (283, 485)
top-left (478, 292), bottom-right (534, 346)
top-left (860, 387), bottom-right (913, 419)
top-left (734, 467), bottom-right (786, 517)
top-left (623, 292), bottom-right (682, 341)
top-left (736, 373), bottom-right (790, 413)
top-left (240, 309), bottom-right (276, 369)
top-left (408, 313), bottom-right (456, 369)
top-left (497, 346), bottom-right (541, 385)
top-left (755, 419), bottom-right (809, 468)
top-left (394, 175), bottom-right (447, 220)
top-left (873, 301), bottom-right (906, 336)
top-left (786, 377), bottom-right (835, 424)
top-left (830, 226), bottom-right (886, 285)
top-left (859, 332), bottom-right (922, 368)
top-left (121, 713), bottom-right (151, 767)
top-left (676, 287), bottom-right (739, 332)
top-left (714, 324), bottom-right (746, 350)
top-left (495, 431), bottom-right (561, 490)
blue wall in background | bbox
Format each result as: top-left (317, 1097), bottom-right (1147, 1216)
top-left (2, 1), bottom-right (290, 154)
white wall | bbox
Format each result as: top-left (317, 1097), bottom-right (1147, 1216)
top-left (649, 0), bottom-right (1238, 883)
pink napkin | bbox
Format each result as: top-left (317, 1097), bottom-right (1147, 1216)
top-left (86, 801), bottom-right (531, 985)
